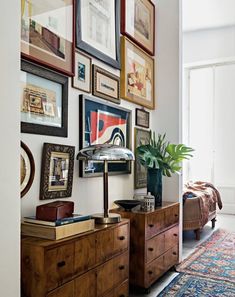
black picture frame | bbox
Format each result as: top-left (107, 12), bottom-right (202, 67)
top-left (21, 59), bottom-right (68, 137)
top-left (76, 0), bottom-right (121, 69)
top-left (79, 94), bottom-right (131, 177)
top-left (40, 143), bottom-right (75, 200)
top-left (135, 108), bottom-right (150, 128)
top-left (21, 141), bottom-right (35, 198)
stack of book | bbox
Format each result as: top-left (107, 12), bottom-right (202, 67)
top-left (21, 214), bottom-right (95, 240)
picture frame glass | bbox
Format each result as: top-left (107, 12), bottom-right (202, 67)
top-left (21, 0), bottom-right (74, 75)
top-left (124, 0), bottom-right (154, 54)
top-left (21, 70), bottom-right (62, 128)
top-left (134, 128), bottom-right (150, 189)
top-left (80, 0), bottom-right (116, 59)
top-left (80, 96), bottom-right (131, 177)
top-left (136, 108), bottom-right (149, 128)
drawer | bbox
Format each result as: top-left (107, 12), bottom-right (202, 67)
top-left (74, 234), bottom-right (96, 275)
top-left (113, 252), bottom-right (129, 287)
top-left (97, 259), bottom-right (114, 296)
top-left (164, 225), bottom-right (179, 252)
top-left (145, 255), bottom-right (164, 287)
top-left (146, 232), bottom-right (164, 263)
top-left (46, 281), bottom-right (74, 297)
top-left (113, 224), bottom-right (129, 254)
top-left (96, 229), bottom-right (114, 264)
top-left (114, 279), bottom-right (129, 297)
top-left (164, 204), bottom-right (179, 228)
top-left (146, 211), bottom-right (164, 239)
top-left (164, 245), bottom-right (178, 270)
top-left (45, 243), bottom-right (74, 291)
top-left (74, 270), bottom-right (96, 297)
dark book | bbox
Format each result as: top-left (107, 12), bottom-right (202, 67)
top-left (23, 214), bottom-right (91, 227)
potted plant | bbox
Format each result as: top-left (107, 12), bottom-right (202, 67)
top-left (136, 132), bottom-right (194, 207)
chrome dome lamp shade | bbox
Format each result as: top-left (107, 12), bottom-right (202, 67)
top-left (77, 144), bottom-right (135, 224)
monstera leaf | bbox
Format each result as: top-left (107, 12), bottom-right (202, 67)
top-left (136, 132), bottom-right (194, 177)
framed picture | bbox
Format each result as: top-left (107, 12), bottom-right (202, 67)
top-left (72, 51), bottom-right (92, 93)
top-left (134, 128), bottom-right (150, 189)
top-left (121, 0), bottom-right (155, 56)
top-left (92, 65), bottom-right (120, 104)
top-left (120, 37), bottom-right (155, 109)
top-left (21, 0), bottom-right (74, 76)
top-left (21, 141), bottom-right (35, 198)
top-left (135, 108), bottom-right (150, 128)
top-left (79, 94), bottom-right (131, 177)
top-left (21, 59), bottom-right (68, 137)
top-left (76, 0), bottom-right (120, 69)
top-left (40, 143), bottom-right (75, 200)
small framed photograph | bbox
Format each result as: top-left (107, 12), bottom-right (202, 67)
top-left (92, 65), bottom-right (120, 104)
top-left (40, 143), bottom-right (75, 200)
top-left (76, 0), bottom-right (121, 69)
top-left (121, 0), bottom-right (155, 56)
top-left (21, 141), bottom-right (35, 198)
top-left (79, 94), bottom-right (131, 177)
top-left (72, 51), bottom-right (92, 93)
top-left (21, 60), bottom-right (68, 137)
top-left (134, 128), bottom-right (150, 189)
top-left (135, 108), bottom-right (150, 128)
top-left (120, 37), bottom-right (155, 109)
top-left (21, 0), bottom-right (74, 76)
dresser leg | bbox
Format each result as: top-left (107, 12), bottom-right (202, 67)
top-left (144, 287), bottom-right (151, 294)
top-left (211, 218), bottom-right (216, 229)
top-left (194, 229), bottom-right (200, 240)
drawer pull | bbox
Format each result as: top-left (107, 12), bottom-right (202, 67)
top-left (148, 270), bottom-right (153, 275)
top-left (148, 224), bottom-right (154, 228)
top-left (57, 261), bottom-right (66, 268)
top-left (173, 233), bottom-right (178, 237)
top-left (119, 236), bottom-right (125, 241)
top-left (119, 265), bottom-right (125, 270)
top-left (148, 247), bottom-right (154, 252)
top-left (175, 214), bottom-right (178, 217)
top-left (173, 252), bottom-right (177, 255)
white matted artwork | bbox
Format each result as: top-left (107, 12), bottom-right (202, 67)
top-left (72, 51), bottom-right (91, 93)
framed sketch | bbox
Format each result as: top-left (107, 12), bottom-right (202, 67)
top-left (121, 0), bottom-right (155, 55)
top-left (21, 141), bottom-right (35, 198)
top-left (79, 94), bottom-right (131, 177)
top-left (21, 0), bottom-right (74, 76)
top-left (120, 37), bottom-right (155, 109)
top-left (134, 128), bottom-right (150, 189)
top-left (135, 108), bottom-right (150, 128)
top-left (76, 0), bottom-right (120, 69)
top-left (72, 51), bottom-right (92, 93)
top-left (40, 143), bottom-right (75, 200)
top-left (92, 65), bottom-right (120, 104)
top-left (21, 59), bottom-right (68, 137)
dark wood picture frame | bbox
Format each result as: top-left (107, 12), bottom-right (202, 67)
top-left (121, 0), bottom-right (155, 56)
top-left (76, 0), bottom-right (121, 69)
top-left (72, 50), bottom-right (92, 93)
top-left (79, 94), bottom-right (131, 177)
top-left (21, 141), bottom-right (35, 198)
top-left (40, 143), bottom-right (75, 200)
top-left (92, 65), bottom-right (120, 104)
top-left (135, 108), bottom-right (150, 128)
top-left (134, 128), bottom-right (150, 189)
top-left (21, 59), bottom-right (68, 137)
top-left (21, 0), bottom-right (75, 76)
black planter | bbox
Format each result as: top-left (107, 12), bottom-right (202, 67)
top-left (147, 168), bottom-right (162, 207)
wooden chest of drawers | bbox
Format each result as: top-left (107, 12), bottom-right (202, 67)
top-left (21, 219), bottom-right (129, 297)
top-left (114, 202), bottom-right (179, 289)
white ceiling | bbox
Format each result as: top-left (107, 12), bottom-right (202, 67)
top-left (183, 0), bottom-right (235, 32)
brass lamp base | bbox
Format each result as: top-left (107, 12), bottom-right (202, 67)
top-left (92, 213), bottom-right (121, 224)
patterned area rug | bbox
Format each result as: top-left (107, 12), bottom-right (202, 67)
top-left (158, 274), bottom-right (235, 297)
top-left (176, 229), bottom-right (235, 283)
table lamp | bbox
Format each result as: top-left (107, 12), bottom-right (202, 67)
top-left (77, 144), bottom-right (135, 224)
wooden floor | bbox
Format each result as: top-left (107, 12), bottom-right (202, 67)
top-left (129, 213), bottom-right (235, 296)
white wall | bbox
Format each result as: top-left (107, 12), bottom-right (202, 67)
top-left (0, 1), bottom-right (20, 296)
top-left (184, 26), bottom-right (235, 64)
